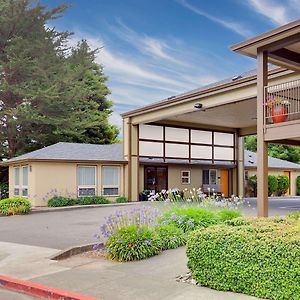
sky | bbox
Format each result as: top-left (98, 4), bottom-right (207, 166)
top-left (42, 0), bottom-right (300, 129)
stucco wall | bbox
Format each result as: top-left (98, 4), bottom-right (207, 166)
top-left (9, 162), bottom-right (125, 206)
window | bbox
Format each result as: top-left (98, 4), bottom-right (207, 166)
top-left (102, 166), bottom-right (120, 196)
top-left (77, 166), bottom-right (96, 196)
top-left (22, 166), bottom-right (29, 197)
top-left (203, 169), bottom-right (217, 184)
top-left (181, 170), bottom-right (191, 184)
top-left (14, 167), bottom-right (20, 196)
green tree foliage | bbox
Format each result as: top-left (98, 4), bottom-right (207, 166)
top-left (0, 0), bottom-right (118, 159)
top-left (297, 176), bottom-right (300, 196)
top-left (277, 175), bottom-right (290, 196)
top-left (268, 175), bottom-right (277, 196)
top-left (247, 175), bottom-right (257, 196)
top-left (245, 136), bottom-right (300, 163)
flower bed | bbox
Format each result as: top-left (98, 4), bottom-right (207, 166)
top-left (94, 203), bottom-right (242, 262)
top-left (186, 215), bottom-right (300, 300)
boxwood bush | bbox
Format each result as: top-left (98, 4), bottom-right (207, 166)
top-left (268, 175), bottom-right (278, 196)
top-left (186, 217), bottom-right (300, 300)
top-left (297, 176), bottom-right (300, 196)
top-left (48, 196), bottom-right (110, 207)
top-left (277, 175), bottom-right (290, 196)
top-left (0, 197), bottom-right (31, 216)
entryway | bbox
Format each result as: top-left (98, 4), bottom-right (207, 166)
top-left (144, 166), bottom-right (168, 192)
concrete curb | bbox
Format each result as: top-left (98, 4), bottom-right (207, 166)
top-left (50, 242), bottom-right (103, 260)
top-left (0, 275), bottom-right (98, 300)
top-left (30, 201), bottom-right (144, 214)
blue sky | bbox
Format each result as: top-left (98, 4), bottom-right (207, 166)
top-left (42, 0), bottom-right (300, 128)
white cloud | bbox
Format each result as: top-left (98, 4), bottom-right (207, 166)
top-left (109, 111), bottom-right (123, 129)
top-left (177, 0), bottom-right (254, 38)
top-left (246, 0), bottom-right (299, 26)
top-left (246, 0), bottom-right (290, 25)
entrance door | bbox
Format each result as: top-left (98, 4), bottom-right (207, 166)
top-left (144, 166), bottom-right (168, 192)
top-left (220, 169), bottom-right (229, 197)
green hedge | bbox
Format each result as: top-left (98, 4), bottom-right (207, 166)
top-left (277, 175), bottom-right (290, 196)
top-left (48, 196), bottom-right (110, 207)
top-left (297, 176), bottom-right (300, 196)
top-left (186, 217), bottom-right (300, 300)
top-left (0, 197), bottom-right (31, 216)
top-left (116, 196), bottom-right (128, 203)
top-left (268, 175), bottom-right (278, 196)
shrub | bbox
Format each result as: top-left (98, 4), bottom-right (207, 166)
top-left (48, 196), bottom-right (110, 207)
top-left (216, 209), bottom-right (241, 222)
top-left (0, 182), bottom-right (9, 200)
top-left (0, 197), bottom-right (31, 216)
top-left (297, 176), bottom-right (300, 196)
top-left (277, 175), bottom-right (289, 196)
top-left (247, 175), bottom-right (257, 196)
top-left (103, 224), bottom-right (161, 261)
top-left (77, 196), bottom-right (110, 205)
top-left (48, 196), bottom-right (75, 207)
top-left (186, 217), bottom-right (300, 300)
top-left (116, 196), bottom-right (128, 203)
top-left (162, 207), bottom-right (219, 233)
top-left (268, 175), bottom-right (278, 196)
top-left (155, 224), bottom-right (185, 250)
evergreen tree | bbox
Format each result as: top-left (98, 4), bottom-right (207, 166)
top-left (0, 0), bottom-right (118, 159)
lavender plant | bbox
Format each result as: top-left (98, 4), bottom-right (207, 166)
top-left (94, 206), bottom-right (163, 261)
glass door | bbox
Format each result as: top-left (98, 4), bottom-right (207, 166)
top-left (144, 166), bottom-right (168, 192)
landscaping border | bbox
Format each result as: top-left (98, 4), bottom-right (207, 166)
top-left (50, 242), bottom-right (103, 260)
top-left (0, 275), bottom-right (99, 300)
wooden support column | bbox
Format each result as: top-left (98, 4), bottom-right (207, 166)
top-left (237, 136), bottom-right (245, 198)
top-left (257, 50), bottom-right (269, 217)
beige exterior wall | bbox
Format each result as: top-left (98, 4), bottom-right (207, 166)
top-left (245, 168), bottom-right (300, 196)
top-left (9, 161), bottom-right (125, 206)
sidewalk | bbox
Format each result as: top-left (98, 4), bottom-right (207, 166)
top-left (1, 243), bottom-right (260, 300)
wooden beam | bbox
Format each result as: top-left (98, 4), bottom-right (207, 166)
top-left (269, 48), bottom-right (300, 68)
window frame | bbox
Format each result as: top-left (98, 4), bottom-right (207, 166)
top-left (102, 165), bottom-right (120, 196)
top-left (77, 165), bottom-right (97, 197)
top-left (21, 166), bottom-right (29, 197)
top-left (14, 166), bottom-right (20, 196)
top-left (181, 170), bottom-right (191, 185)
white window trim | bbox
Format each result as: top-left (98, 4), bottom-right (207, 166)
top-left (102, 166), bottom-right (120, 196)
top-left (14, 166), bottom-right (20, 196)
top-left (77, 165), bottom-right (97, 197)
top-left (21, 166), bottom-right (29, 198)
top-left (181, 170), bottom-right (191, 185)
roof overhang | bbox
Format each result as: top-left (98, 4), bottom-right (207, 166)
top-left (231, 19), bottom-right (300, 71)
top-left (0, 159), bottom-right (128, 166)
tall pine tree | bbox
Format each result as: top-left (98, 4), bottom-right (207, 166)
top-left (0, 0), bottom-right (118, 159)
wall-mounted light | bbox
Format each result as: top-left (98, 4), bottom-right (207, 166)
top-left (194, 103), bottom-right (203, 109)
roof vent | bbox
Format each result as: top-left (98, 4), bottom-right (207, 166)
top-left (248, 160), bottom-right (254, 164)
top-left (232, 75), bottom-right (242, 81)
top-left (168, 96), bottom-right (176, 100)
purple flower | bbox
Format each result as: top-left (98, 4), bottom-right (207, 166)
top-left (143, 239), bottom-right (151, 245)
top-left (106, 248), bottom-right (110, 253)
top-left (117, 238), bottom-right (123, 243)
top-left (136, 228), bottom-right (142, 234)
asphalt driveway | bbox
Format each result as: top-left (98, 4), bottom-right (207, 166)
top-left (0, 198), bottom-right (299, 250)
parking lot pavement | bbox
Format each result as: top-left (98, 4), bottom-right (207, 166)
top-left (0, 198), bottom-right (299, 250)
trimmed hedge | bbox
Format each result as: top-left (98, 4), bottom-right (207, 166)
top-left (116, 196), bottom-right (128, 203)
top-left (0, 197), bottom-right (31, 216)
top-left (48, 196), bottom-right (110, 207)
top-left (186, 217), bottom-right (300, 300)
top-left (277, 175), bottom-right (290, 196)
top-left (268, 175), bottom-right (278, 196)
top-left (297, 176), bottom-right (300, 196)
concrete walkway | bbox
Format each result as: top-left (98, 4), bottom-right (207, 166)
top-left (0, 242), bottom-right (259, 300)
